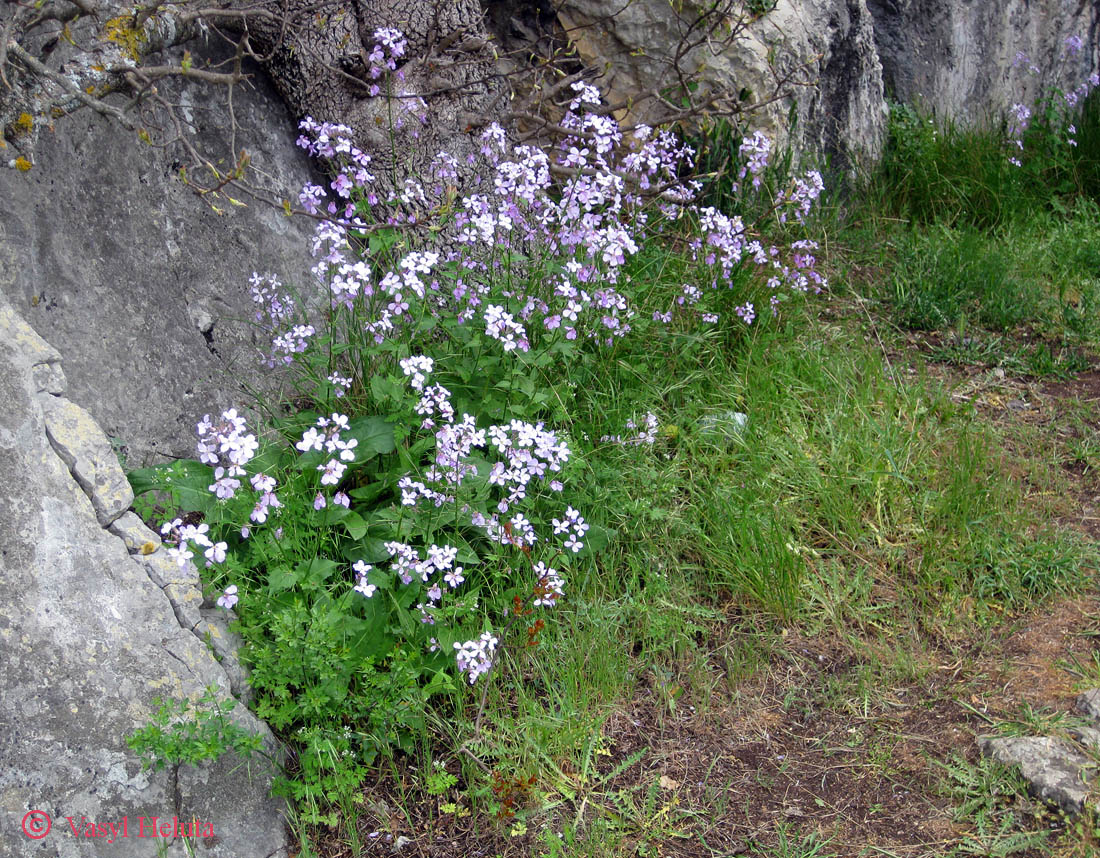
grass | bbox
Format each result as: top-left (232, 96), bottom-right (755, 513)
top-left (303, 287), bottom-right (1097, 853)
top-left (466, 96), bottom-right (1100, 853)
top-left (211, 90), bottom-right (1100, 856)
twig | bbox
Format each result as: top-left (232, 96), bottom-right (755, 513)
top-left (121, 64), bottom-right (245, 85)
top-left (7, 41), bottom-right (137, 128)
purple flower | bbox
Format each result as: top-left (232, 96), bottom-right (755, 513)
top-left (217, 585), bottom-right (238, 610)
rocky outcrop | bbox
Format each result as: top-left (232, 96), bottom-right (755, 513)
top-left (555, 0), bottom-right (1098, 164)
top-left (0, 288), bottom-right (288, 858)
top-left (866, 0), bottom-right (1100, 122)
top-left (556, 0), bottom-right (888, 163)
top-left (0, 43), bottom-right (318, 469)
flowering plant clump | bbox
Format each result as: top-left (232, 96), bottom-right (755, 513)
top-left (1007, 35), bottom-right (1099, 167)
top-left (129, 27), bottom-right (828, 813)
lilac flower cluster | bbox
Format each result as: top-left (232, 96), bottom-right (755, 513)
top-left (380, 541), bottom-right (462, 589)
top-left (1008, 35), bottom-right (1099, 163)
top-left (551, 506), bottom-right (590, 554)
top-left (295, 117), bottom-right (375, 218)
top-left (216, 584), bottom-right (238, 610)
top-left (364, 27), bottom-right (407, 95)
top-left (196, 409), bottom-right (259, 500)
top-left (353, 560), bottom-right (376, 597)
top-left (239, 40), bottom-right (834, 686)
top-left (383, 358), bottom-right (583, 681)
top-left (160, 519), bottom-right (228, 571)
top-left (775, 170), bottom-right (825, 225)
top-left (600, 412), bottom-right (659, 446)
top-left (295, 413), bottom-right (358, 486)
top-left (351, 539), bottom-right (478, 645)
top-left (532, 562), bottom-right (565, 607)
top-left (1007, 102), bottom-right (1032, 166)
top-left (737, 131), bottom-right (771, 191)
top-left (454, 632), bottom-right (498, 684)
top-left (272, 83), bottom-right (826, 362)
top-left (248, 472), bottom-right (283, 525)
top-left (249, 273), bottom-right (299, 367)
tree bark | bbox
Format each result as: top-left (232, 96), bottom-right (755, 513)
top-left (1, 0), bottom-right (505, 182)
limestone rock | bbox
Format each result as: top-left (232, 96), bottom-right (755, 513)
top-left (0, 290), bottom-right (289, 858)
top-left (1068, 725), bottom-right (1100, 753)
top-left (1076, 689), bottom-right (1100, 723)
top-left (0, 43), bottom-right (318, 469)
top-left (39, 393), bottom-right (134, 526)
top-left (556, 0), bottom-right (888, 163)
top-left (979, 735), bottom-right (1093, 815)
top-left (108, 511), bottom-right (162, 556)
top-left (866, 0), bottom-right (1099, 124)
top-left (554, 0), bottom-right (1097, 166)
top-left (140, 551), bottom-right (207, 632)
top-left (196, 609), bottom-right (253, 705)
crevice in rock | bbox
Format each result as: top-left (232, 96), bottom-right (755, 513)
top-left (201, 326), bottom-right (221, 358)
top-left (170, 762), bottom-right (183, 824)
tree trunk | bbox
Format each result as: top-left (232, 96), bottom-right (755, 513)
top-left (1, 0), bottom-right (506, 181)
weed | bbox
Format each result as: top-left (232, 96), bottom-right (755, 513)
top-left (127, 685), bottom-right (265, 771)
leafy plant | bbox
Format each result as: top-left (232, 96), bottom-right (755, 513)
top-left (127, 685), bottom-right (264, 771)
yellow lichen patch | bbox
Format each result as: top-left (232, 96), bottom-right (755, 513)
top-left (15, 157), bottom-right (32, 172)
top-left (14, 113), bottom-right (33, 133)
top-left (103, 15), bottom-right (145, 62)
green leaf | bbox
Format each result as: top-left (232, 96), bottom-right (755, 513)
top-left (267, 564), bottom-right (299, 593)
top-left (247, 440), bottom-right (290, 475)
top-left (342, 510), bottom-right (368, 540)
top-left (370, 374), bottom-right (405, 407)
top-left (127, 464), bottom-right (170, 497)
top-left (577, 523), bottom-right (613, 557)
top-left (128, 460), bottom-right (216, 513)
top-left (367, 227), bottom-right (402, 256)
top-left (346, 416), bottom-right (396, 458)
top-left (344, 537), bottom-right (392, 564)
top-left (304, 557), bottom-right (339, 587)
top-left (349, 482), bottom-right (387, 504)
top-left (346, 610), bottom-right (392, 659)
top-left (170, 466), bottom-right (218, 513)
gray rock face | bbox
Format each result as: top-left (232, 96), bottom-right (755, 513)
top-left (0, 46), bottom-right (318, 469)
top-left (866, 0), bottom-right (1099, 122)
top-left (979, 735), bottom-right (1093, 815)
top-left (0, 291), bottom-right (288, 858)
top-left (978, 689), bottom-right (1100, 818)
top-left (556, 0), bottom-right (1097, 164)
top-left (557, 0), bottom-right (888, 163)
top-left (1076, 689), bottom-right (1100, 722)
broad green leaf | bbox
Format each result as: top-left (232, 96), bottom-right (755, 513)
top-left (128, 460), bottom-right (215, 513)
top-left (345, 415), bottom-right (396, 458)
top-left (342, 510), bottom-right (368, 540)
top-left (304, 557), bottom-right (339, 587)
top-left (267, 564), bottom-right (298, 593)
top-left (343, 537), bottom-right (392, 564)
top-left (348, 482), bottom-right (387, 504)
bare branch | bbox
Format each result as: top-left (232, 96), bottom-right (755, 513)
top-left (7, 41), bottom-right (136, 129)
top-left (121, 63), bottom-right (246, 85)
